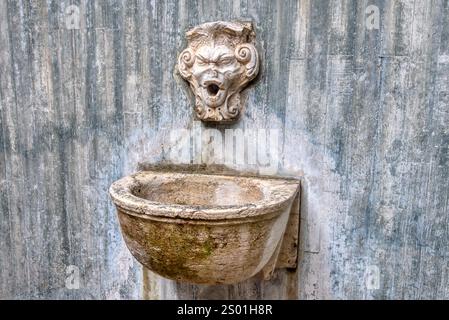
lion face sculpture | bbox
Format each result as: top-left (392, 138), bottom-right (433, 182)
top-left (178, 21), bottom-right (259, 122)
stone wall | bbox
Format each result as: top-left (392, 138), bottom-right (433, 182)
top-left (1, 0), bottom-right (448, 299)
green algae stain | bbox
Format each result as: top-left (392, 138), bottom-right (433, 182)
top-left (143, 221), bottom-right (218, 281)
top-left (202, 238), bottom-right (213, 256)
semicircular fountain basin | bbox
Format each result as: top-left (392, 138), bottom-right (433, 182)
top-left (109, 170), bottom-right (300, 285)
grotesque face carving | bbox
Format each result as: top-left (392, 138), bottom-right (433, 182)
top-left (178, 21), bottom-right (259, 122)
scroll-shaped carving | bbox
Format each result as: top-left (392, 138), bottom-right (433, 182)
top-left (177, 21), bottom-right (260, 122)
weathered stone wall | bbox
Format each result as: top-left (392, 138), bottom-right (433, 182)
top-left (1, 0), bottom-right (448, 299)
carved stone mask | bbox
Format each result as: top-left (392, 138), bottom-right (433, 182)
top-left (178, 21), bottom-right (260, 122)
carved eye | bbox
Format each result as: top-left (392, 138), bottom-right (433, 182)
top-left (220, 57), bottom-right (234, 65)
top-left (196, 55), bottom-right (208, 66)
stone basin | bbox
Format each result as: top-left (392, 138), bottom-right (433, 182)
top-left (109, 170), bottom-right (300, 284)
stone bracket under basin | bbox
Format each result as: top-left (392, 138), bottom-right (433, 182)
top-left (261, 191), bottom-right (300, 280)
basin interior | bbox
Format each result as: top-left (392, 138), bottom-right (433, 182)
top-left (131, 174), bottom-right (264, 206)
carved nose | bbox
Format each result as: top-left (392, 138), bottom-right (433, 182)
top-left (210, 69), bottom-right (218, 77)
